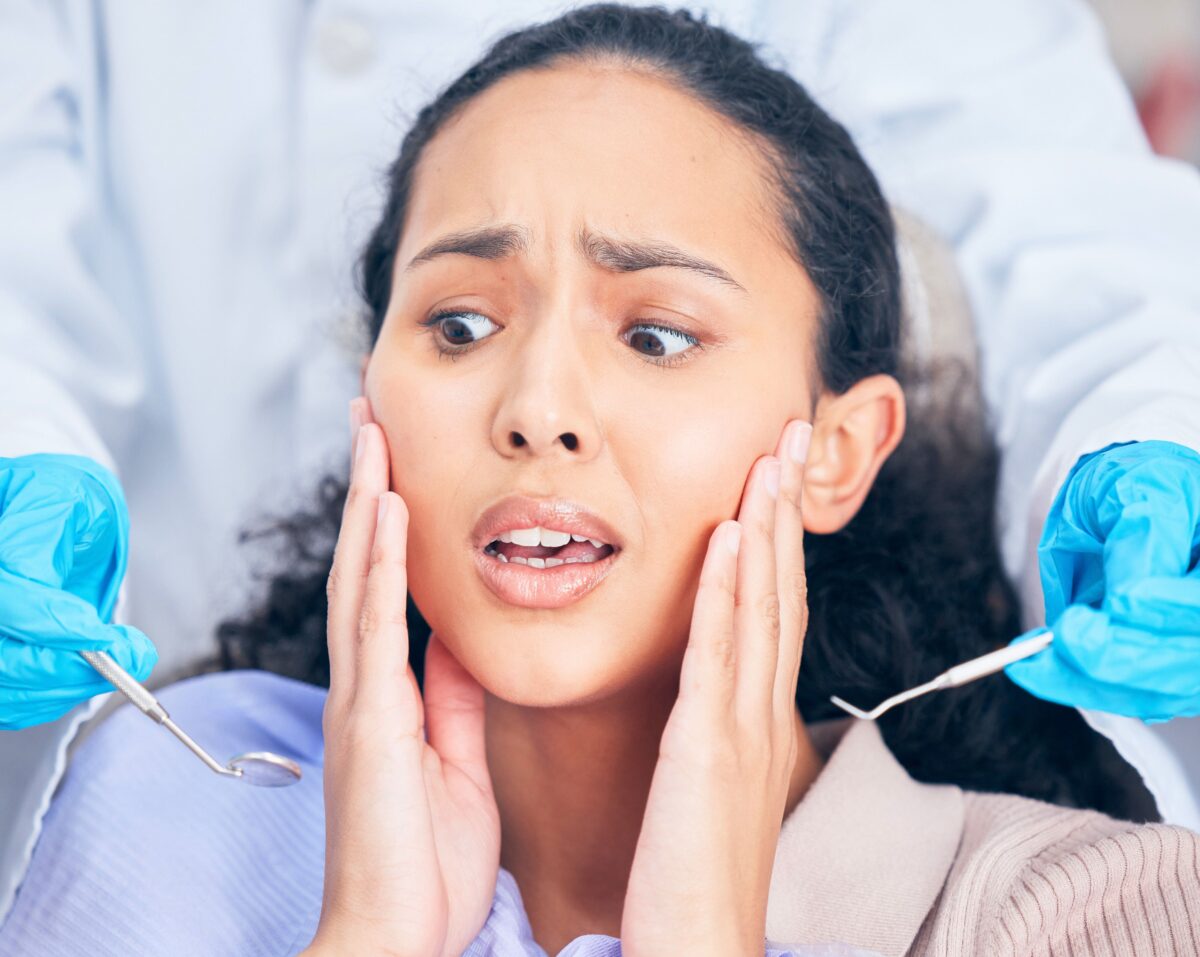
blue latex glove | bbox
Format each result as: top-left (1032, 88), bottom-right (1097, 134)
top-left (1006, 440), bottom-right (1200, 722)
top-left (0, 454), bottom-right (157, 730)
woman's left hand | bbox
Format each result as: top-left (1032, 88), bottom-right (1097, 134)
top-left (620, 419), bottom-right (813, 957)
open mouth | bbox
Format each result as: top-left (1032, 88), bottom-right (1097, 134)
top-left (471, 501), bottom-right (624, 608)
top-left (482, 529), bottom-right (617, 568)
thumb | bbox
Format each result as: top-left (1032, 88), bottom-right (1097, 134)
top-left (423, 631), bottom-right (490, 793)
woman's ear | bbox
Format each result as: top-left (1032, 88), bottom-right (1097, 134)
top-left (801, 374), bottom-right (905, 534)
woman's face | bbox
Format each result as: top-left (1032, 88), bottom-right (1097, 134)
top-left (365, 63), bottom-right (823, 706)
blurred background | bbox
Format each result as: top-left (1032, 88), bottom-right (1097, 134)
top-left (1091, 0), bottom-right (1200, 163)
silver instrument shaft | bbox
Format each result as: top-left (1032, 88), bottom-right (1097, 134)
top-left (829, 630), bottom-right (1055, 721)
top-left (79, 649), bottom-right (242, 779)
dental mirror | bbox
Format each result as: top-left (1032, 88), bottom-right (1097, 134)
top-left (228, 751), bottom-right (304, 787)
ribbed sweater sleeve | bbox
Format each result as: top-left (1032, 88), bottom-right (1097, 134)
top-left (912, 793), bottom-right (1200, 956)
top-left (991, 821), bottom-right (1200, 956)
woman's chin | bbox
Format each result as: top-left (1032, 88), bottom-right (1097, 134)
top-left (448, 622), bottom-right (672, 710)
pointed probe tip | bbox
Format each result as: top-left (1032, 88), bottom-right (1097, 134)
top-left (829, 695), bottom-right (875, 721)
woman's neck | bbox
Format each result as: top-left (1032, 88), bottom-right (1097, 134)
top-left (485, 671), bottom-right (823, 952)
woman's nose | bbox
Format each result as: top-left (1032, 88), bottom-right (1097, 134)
top-left (490, 332), bottom-right (601, 462)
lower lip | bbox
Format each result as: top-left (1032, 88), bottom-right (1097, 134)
top-left (471, 547), bottom-right (620, 609)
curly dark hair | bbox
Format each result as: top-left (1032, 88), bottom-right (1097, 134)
top-left (215, 4), bottom-right (1155, 821)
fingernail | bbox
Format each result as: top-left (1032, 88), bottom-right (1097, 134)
top-left (763, 458), bottom-right (781, 498)
top-left (788, 422), bottom-right (813, 464)
top-left (377, 493), bottom-right (390, 525)
top-left (355, 425), bottom-right (368, 463)
top-left (724, 521), bottom-right (742, 555)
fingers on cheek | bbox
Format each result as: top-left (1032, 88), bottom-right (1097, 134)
top-left (765, 427), bottom-right (807, 712)
top-left (739, 457), bottom-right (780, 627)
top-left (682, 522), bottom-right (741, 717)
top-left (360, 496), bottom-right (404, 620)
top-left (326, 426), bottom-right (385, 677)
top-left (708, 522), bottom-right (742, 673)
top-left (731, 458), bottom-right (780, 732)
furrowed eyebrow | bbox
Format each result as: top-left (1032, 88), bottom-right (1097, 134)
top-left (405, 224), bottom-right (530, 270)
top-left (403, 224), bottom-right (745, 293)
top-left (578, 229), bottom-right (746, 293)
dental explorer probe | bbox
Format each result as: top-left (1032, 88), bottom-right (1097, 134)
top-left (829, 629), bottom-right (1055, 722)
top-left (78, 649), bottom-right (302, 787)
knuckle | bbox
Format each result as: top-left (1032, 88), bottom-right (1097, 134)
top-left (780, 482), bottom-right (804, 515)
top-left (701, 568), bottom-right (737, 602)
top-left (732, 577), bottom-right (753, 610)
top-left (368, 546), bottom-right (408, 575)
top-left (325, 568), bottom-right (343, 602)
top-left (758, 593), bottom-right (782, 638)
top-left (719, 573), bottom-right (738, 601)
top-left (357, 601), bottom-right (407, 639)
top-left (755, 509), bottom-right (775, 541)
top-left (357, 603), bottom-right (382, 637)
top-left (711, 630), bottom-right (736, 673)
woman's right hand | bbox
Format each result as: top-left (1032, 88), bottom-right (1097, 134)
top-left (305, 400), bottom-right (501, 957)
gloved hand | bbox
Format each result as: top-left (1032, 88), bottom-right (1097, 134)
top-left (1006, 440), bottom-right (1200, 722)
top-left (0, 454), bottom-right (157, 730)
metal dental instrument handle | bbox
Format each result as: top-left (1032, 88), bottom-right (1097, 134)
top-left (80, 649), bottom-right (241, 778)
top-left (829, 630), bottom-right (1055, 722)
top-left (79, 649), bottom-right (302, 786)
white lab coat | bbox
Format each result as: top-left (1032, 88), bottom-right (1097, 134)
top-left (2, 0), bottom-right (1199, 924)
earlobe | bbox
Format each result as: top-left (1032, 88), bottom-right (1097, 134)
top-left (800, 375), bottom-right (906, 534)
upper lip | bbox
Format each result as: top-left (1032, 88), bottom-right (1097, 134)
top-left (472, 495), bottom-right (624, 551)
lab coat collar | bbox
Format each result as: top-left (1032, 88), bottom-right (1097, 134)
top-left (764, 719), bottom-right (964, 957)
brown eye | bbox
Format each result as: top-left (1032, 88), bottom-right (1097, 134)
top-left (625, 322), bottom-right (698, 362)
top-left (424, 310), bottom-right (499, 349)
top-left (440, 315), bottom-right (473, 345)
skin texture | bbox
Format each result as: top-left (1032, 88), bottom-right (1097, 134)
top-left (308, 63), bottom-right (905, 956)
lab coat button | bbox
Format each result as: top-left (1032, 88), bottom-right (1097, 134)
top-left (316, 16), bottom-right (376, 76)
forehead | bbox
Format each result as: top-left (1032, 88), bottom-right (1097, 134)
top-left (397, 62), bottom-right (794, 280)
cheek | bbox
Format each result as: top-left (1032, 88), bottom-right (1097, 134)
top-left (366, 366), bottom-right (483, 581)
top-left (622, 358), bottom-right (801, 628)
top-left (611, 383), bottom-right (773, 628)
top-left (631, 374), bottom-right (778, 524)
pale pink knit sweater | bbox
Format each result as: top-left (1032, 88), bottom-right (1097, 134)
top-left (764, 721), bottom-right (1200, 956)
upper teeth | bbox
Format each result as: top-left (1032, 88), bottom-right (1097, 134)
top-left (496, 526), bottom-right (605, 548)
